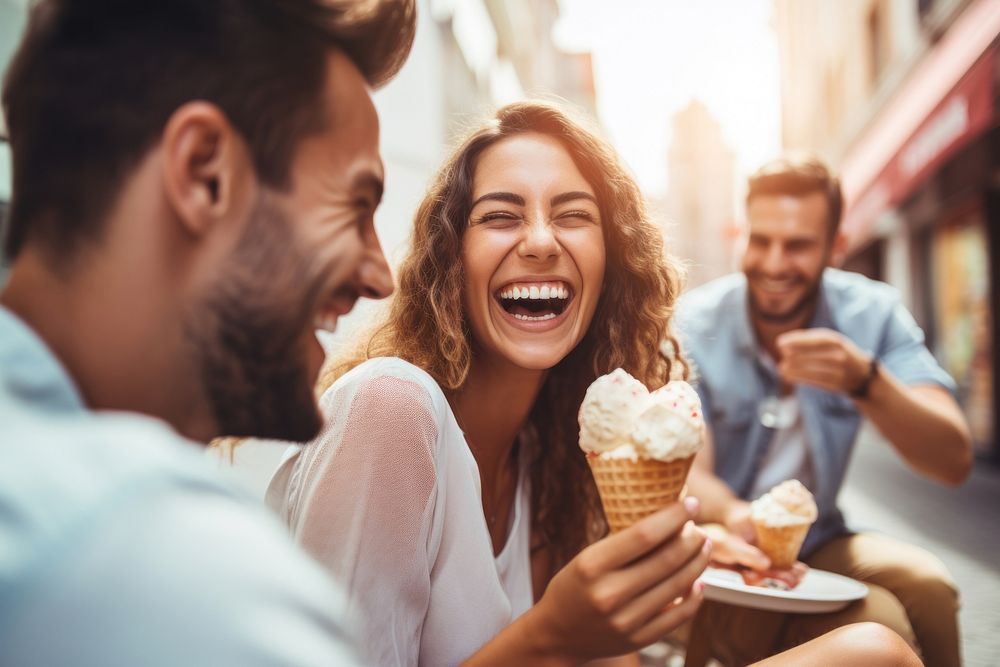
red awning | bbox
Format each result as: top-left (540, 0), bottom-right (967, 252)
top-left (840, 0), bottom-right (1000, 245)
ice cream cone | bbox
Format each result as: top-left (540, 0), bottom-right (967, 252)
top-left (589, 453), bottom-right (695, 533)
top-left (751, 519), bottom-right (810, 569)
top-left (579, 369), bottom-right (704, 533)
top-left (749, 479), bottom-right (817, 569)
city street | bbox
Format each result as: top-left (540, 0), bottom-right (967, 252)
top-left (839, 425), bottom-right (1000, 666)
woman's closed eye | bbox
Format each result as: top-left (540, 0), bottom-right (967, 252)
top-left (472, 210), bottom-right (523, 228)
top-left (554, 210), bottom-right (598, 227)
top-left (472, 210), bottom-right (598, 229)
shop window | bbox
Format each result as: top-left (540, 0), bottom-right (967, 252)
top-left (930, 212), bottom-right (995, 453)
top-left (843, 238), bottom-right (885, 281)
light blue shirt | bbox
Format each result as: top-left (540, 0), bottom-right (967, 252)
top-left (0, 306), bottom-right (364, 666)
top-left (676, 269), bottom-right (957, 555)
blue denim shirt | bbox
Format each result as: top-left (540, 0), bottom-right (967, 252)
top-left (676, 269), bottom-right (956, 555)
top-left (0, 306), bottom-right (362, 666)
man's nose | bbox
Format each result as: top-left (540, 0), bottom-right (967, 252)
top-left (356, 235), bottom-right (394, 299)
top-left (518, 216), bottom-right (561, 261)
top-left (761, 242), bottom-right (788, 274)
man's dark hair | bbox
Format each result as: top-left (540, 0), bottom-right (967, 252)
top-left (1, 0), bottom-right (415, 261)
top-left (746, 154), bottom-right (844, 238)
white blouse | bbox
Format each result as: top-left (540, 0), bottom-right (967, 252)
top-left (267, 357), bottom-right (534, 667)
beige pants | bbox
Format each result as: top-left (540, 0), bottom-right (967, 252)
top-left (685, 532), bottom-right (961, 667)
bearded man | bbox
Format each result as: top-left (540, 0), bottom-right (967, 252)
top-left (677, 155), bottom-right (972, 667)
top-left (0, 1), bottom-right (413, 664)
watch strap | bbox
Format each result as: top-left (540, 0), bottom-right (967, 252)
top-left (849, 357), bottom-right (880, 399)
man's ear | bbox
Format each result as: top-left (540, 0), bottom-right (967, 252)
top-left (829, 231), bottom-right (849, 267)
top-left (160, 101), bottom-right (252, 238)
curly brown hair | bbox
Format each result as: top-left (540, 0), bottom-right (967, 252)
top-left (321, 100), bottom-right (688, 571)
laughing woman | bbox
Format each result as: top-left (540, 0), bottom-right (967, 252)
top-left (266, 101), bottom-right (918, 667)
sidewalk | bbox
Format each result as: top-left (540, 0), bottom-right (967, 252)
top-left (839, 424), bottom-right (1000, 666)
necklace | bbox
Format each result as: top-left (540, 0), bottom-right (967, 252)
top-left (480, 452), bottom-right (511, 531)
top-left (452, 408), bottom-right (520, 534)
top-left (453, 407), bottom-right (516, 532)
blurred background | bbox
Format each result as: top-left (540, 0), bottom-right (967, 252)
top-left (6, 0), bottom-right (996, 464)
top-left (1, 0), bottom-right (998, 663)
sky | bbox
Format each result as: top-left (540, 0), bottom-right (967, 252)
top-left (553, 0), bottom-right (782, 197)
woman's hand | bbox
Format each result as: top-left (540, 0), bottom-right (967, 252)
top-left (528, 498), bottom-right (710, 662)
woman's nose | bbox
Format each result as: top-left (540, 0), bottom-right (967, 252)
top-left (518, 217), bottom-right (561, 261)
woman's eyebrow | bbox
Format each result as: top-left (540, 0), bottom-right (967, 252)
top-left (551, 191), bottom-right (597, 207)
top-left (471, 191), bottom-right (525, 208)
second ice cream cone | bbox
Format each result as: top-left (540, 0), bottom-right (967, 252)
top-left (749, 480), bottom-right (818, 568)
top-left (751, 520), bottom-right (810, 569)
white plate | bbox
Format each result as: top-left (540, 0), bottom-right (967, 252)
top-left (699, 566), bottom-right (869, 613)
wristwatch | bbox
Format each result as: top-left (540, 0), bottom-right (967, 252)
top-left (849, 357), bottom-right (880, 399)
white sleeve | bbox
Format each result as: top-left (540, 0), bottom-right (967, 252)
top-left (288, 368), bottom-right (442, 666)
top-left (1, 488), bottom-right (365, 667)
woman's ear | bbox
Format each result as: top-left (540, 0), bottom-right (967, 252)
top-left (160, 101), bottom-right (252, 238)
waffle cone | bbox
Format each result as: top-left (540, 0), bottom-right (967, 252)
top-left (588, 454), bottom-right (695, 533)
top-left (751, 519), bottom-right (811, 569)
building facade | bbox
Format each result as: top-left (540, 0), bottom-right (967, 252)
top-left (774, 0), bottom-right (1000, 459)
top-left (664, 100), bottom-right (740, 288)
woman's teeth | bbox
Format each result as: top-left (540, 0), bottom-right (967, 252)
top-left (498, 283), bottom-right (570, 300)
top-left (513, 312), bottom-right (558, 321)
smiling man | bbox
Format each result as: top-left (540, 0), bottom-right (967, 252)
top-left (676, 155), bottom-right (972, 666)
top-left (0, 0), bottom-right (412, 665)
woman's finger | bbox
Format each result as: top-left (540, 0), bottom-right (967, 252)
top-left (611, 534), bottom-right (711, 633)
top-left (581, 500), bottom-right (697, 575)
top-left (629, 584), bottom-right (705, 647)
top-left (594, 521), bottom-right (706, 609)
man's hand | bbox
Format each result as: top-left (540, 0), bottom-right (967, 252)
top-left (738, 561), bottom-right (808, 590)
top-left (775, 328), bottom-right (871, 395)
top-left (702, 523), bottom-right (770, 571)
top-left (721, 499), bottom-right (756, 543)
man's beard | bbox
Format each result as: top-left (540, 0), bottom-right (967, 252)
top-left (746, 271), bottom-right (823, 324)
top-left (186, 195), bottom-right (325, 442)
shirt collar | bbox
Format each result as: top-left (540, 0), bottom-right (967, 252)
top-left (0, 305), bottom-right (86, 415)
top-left (808, 274), bottom-right (837, 331)
top-left (734, 277), bottom-right (757, 355)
